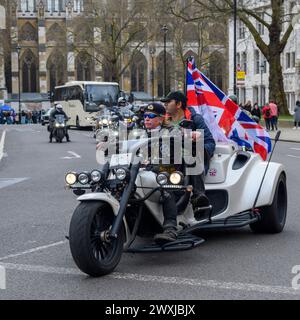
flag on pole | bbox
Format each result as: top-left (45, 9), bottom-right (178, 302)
top-left (186, 57), bottom-right (271, 160)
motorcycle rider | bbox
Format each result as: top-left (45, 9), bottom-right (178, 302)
top-left (143, 103), bottom-right (181, 244)
top-left (49, 104), bottom-right (70, 143)
top-left (143, 102), bottom-right (214, 244)
top-left (161, 91), bottom-right (215, 214)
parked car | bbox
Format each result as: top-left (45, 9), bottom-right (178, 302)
top-left (41, 108), bottom-right (54, 126)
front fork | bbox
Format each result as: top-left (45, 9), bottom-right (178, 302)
top-left (109, 164), bottom-right (140, 239)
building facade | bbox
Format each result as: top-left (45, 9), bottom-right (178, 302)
top-left (228, 0), bottom-right (300, 114)
top-left (3, 0), bottom-right (228, 109)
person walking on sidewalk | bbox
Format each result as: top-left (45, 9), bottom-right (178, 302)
top-left (251, 102), bottom-right (261, 124)
top-left (262, 103), bottom-right (272, 131)
top-left (293, 100), bottom-right (300, 130)
top-left (269, 100), bottom-right (278, 131)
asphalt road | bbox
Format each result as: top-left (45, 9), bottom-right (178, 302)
top-left (0, 124), bottom-right (300, 300)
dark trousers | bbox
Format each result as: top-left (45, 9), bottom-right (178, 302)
top-left (265, 118), bottom-right (271, 131)
top-left (271, 116), bottom-right (278, 130)
top-left (294, 121), bottom-right (300, 127)
top-left (49, 127), bottom-right (70, 141)
top-left (162, 191), bottom-right (178, 228)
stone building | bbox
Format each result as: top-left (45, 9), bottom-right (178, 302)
top-left (3, 0), bottom-right (228, 110)
top-left (228, 0), bottom-right (300, 114)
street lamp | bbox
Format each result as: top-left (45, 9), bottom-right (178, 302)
top-left (260, 62), bottom-right (265, 107)
top-left (16, 45), bottom-right (21, 124)
top-left (149, 47), bottom-right (156, 101)
top-left (233, 0), bottom-right (237, 95)
top-left (161, 25), bottom-right (168, 97)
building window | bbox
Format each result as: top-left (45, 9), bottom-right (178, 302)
top-left (242, 52), bottom-right (247, 73)
top-left (238, 20), bottom-right (245, 39)
top-left (20, 0), bottom-right (36, 12)
top-left (157, 51), bottom-right (173, 97)
top-left (236, 53), bottom-right (240, 70)
top-left (130, 52), bottom-right (147, 92)
top-left (257, 13), bottom-right (264, 35)
top-left (261, 86), bottom-right (266, 106)
top-left (74, 0), bottom-right (83, 12)
top-left (21, 50), bottom-right (38, 93)
top-left (286, 52), bottom-right (291, 69)
top-left (253, 86), bottom-right (259, 104)
top-left (47, 52), bottom-right (66, 93)
top-left (254, 50), bottom-right (260, 74)
top-left (292, 52), bottom-right (296, 68)
top-left (76, 52), bottom-right (93, 81)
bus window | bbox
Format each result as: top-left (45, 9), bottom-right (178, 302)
top-left (85, 84), bottom-right (119, 111)
top-left (67, 86), bottom-right (83, 102)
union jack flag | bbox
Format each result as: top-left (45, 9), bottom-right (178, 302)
top-left (186, 58), bottom-right (272, 160)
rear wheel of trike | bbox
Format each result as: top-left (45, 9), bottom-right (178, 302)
top-left (69, 201), bottom-right (125, 277)
top-left (250, 172), bottom-right (287, 234)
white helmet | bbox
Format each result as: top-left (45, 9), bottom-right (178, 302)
top-left (55, 104), bottom-right (63, 110)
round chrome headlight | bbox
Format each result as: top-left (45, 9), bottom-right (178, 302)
top-left (102, 119), bottom-right (109, 125)
top-left (65, 172), bottom-right (77, 185)
top-left (91, 170), bottom-right (102, 183)
top-left (116, 168), bottom-right (127, 181)
top-left (156, 173), bottom-right (169, 186)
top-left (78, 172), bottom-right (90, 185)
top-left (170, 172), bottom-right (184, 185)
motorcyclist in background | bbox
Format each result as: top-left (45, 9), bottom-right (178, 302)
top-left (49, 104), bottom-right (70, 143)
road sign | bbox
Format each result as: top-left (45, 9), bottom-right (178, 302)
top-left (237, 71), bottom-right (246, 87)
top-left (237, 71), bottom-right (246, 80)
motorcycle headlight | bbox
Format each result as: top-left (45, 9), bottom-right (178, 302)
top-left (78, 172), bottom-right (90, 185)
top-left (98, 120), bottom-right (103, 125)
top-left (156, 172), bottom-right (169, 186)
top-left (91, 170), bottom-right (102, 183)
top-left (65, 172), bottom-right (77, 185)
top-left (116, 168), bottom-right (128, 181)
top-left (55, 124), bottom-right (59, 128)
top-left (102, 119), bottom-right (109, 125)
top-left (170, 172), bottom-right (184, 185)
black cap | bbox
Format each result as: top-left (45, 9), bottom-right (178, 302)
top-left (161, 91), bottom-right (187, 103)
top-left (144, 103), bottom-right (166, 116)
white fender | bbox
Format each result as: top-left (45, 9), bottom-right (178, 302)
top-left (77, 192), bottom-right (130, 244)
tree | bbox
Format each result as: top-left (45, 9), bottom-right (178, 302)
top-left (167, 0), bottom-right (228, 91)
top-left (71, 0), bottom-right (160, 83)
top-left (170, 0), bottom-right (300, 114)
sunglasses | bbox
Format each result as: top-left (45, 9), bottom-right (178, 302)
top-left (143, 113), bottom-right (160, 119)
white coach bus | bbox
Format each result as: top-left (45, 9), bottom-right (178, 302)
top-left (54, 81), bottom-right (122, 128)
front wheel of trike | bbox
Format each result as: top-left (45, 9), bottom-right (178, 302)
top-left (69, 201), bottom-right (125, 277)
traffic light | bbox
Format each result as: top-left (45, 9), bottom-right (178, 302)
top-left (48, 91), bottom-right (54, 102)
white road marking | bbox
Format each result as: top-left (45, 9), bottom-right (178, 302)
top-left (287, 154), bottom-right (300, 159)
top-left (0, 130), bottom-right (6, 161)
top-left (0, 262), bottom-right (299, 296)
top-left (290, 148), bottom-right (300, 151)
top-left (61, 151), bottom-right (81, 160)
top-left (0, 241), bottom-right (67, 261)
top-left (0, 178), bottom-right (29, 190)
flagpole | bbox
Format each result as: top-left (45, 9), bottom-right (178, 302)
top-left (184, 57), bottom-right (189, 96)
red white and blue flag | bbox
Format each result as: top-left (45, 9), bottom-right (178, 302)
top-left (186, 58), bottom-right (272, 160)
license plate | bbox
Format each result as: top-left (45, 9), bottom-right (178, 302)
top-left (110, 153), bottom-right (132, 167)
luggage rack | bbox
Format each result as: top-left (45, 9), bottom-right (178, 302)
top-left (125, 233), bottom-right (205, 253)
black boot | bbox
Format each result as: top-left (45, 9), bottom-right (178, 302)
top-left (154, 226), bottom-right (177, 245)
top-left (191, 192), bottom-right (210, 209)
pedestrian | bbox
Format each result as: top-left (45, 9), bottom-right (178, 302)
top-left (244, 100), bottom-right (252, 113)
top-left (269, 100), bottom-right (278, 131)
top-left (251, 102), bottom-right (261, 124)
top-left (262, 103), bottom-right (272, 131)
top-left (293, 100), bottom-right (300, 129)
